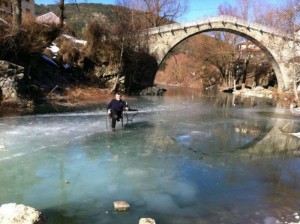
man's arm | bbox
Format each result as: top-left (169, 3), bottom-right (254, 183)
top-left (107, 100), bottom-right (114, 114)
top-left (107, 100), bottom-right (112, 110)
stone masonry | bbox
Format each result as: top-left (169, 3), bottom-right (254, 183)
top-left (147, 15), bottom-right (300, 92)
top-left (0, 60), bottom-right (25, 106)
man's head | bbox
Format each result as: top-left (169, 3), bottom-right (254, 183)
top-left (115, 93), bottom-right (121, 101)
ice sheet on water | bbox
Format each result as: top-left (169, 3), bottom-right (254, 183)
top-left (0, 152), bottom-right (28, 161)
top-left (0, 111), bottom-right (111, 160)
top-left (168, 181), bottom-right (198, 203)
top-left (124, 168), bottom-right (147, 177)
top-left (145, 192), bottom-right (178, 212)
top-left (175, 135), bottom-right (191, 147)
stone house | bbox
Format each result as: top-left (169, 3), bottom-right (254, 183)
top-left (0, 0), bottom-right (35, 15)
top-left (237, 40), bottom-right (263, 59)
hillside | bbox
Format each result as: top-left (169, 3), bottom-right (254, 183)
top-left (35, 3), bottom-right (137, 37)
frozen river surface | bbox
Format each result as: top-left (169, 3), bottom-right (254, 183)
top-left (0, 87), bottom-right (300, 224)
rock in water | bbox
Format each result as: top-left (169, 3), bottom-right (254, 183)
top-left (0, 203), bottom-right (47, 224)
top-left (140, 87), bottom-right (167, 96)
top-left (157, 88), bottom-right (167, 96)
top-left (113, 201), bottom-right (130, 212)
top-left (139, 218), bottom-right (156, 224)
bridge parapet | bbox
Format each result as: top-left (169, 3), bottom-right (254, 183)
top-left (148, 15), bottom-right (286, 38)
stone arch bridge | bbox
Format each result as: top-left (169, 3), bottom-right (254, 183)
top-left (147, 15), bottom-right (300, 92)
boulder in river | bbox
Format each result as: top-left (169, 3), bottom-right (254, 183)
top-left (113, 201), bottom-right (130, 212)
top-left (140, 87), bottom-right (167, 96)
top-left (139, 217), bottom-right (156, 224)
top-left (0, 203), bottom-right (47, 224)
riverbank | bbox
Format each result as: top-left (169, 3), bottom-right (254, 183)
top-left (231, 87), bottom-right (300, 108)
top-left (0, 84), bottom-right (299, 116)
top-left (47, 86), bottom-right (112, 107)
top-left (0, 86), bottom-right (114, 116)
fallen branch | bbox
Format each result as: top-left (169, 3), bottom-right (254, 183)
top-left (48, 85), bottom-right (59, 95)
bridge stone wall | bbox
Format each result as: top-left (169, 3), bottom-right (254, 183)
top-left (147, 15), bottom-right (300, 92)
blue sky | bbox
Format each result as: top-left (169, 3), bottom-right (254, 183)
top-left (181, 0), bottom-right (283, 22)
top-left (35, 0), bottom-right (283, 22)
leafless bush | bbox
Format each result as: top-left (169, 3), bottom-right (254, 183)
top-left (57, 39), bottom-right (80, 65)
top-left (0, 13), bottom-right (60, 61)
top-left (84, 19), bottom-right (119, 66)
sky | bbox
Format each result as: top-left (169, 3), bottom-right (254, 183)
top-left (35, 0), bottom-right (284, 22)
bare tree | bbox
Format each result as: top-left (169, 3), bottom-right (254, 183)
top-left (116, 0), bottom-right (188, 27)
top-left (216, 0), bottom-right (285, 89)
top-left (58, 0), bottom-right (79, 28)
top-left (216, 0), bottom-right (257, 88)
top-left (59, 0), bottom-right (65, 28)
top-left (103, 0), bottom-right (153, 93)
top-left (142, 0), bottom-right (188, 27)
top-left (244, 0), bottom-right (300, 99)
top-left (281, 1), bottom-right (300, 100)
top-left (265, 0), bottom-right (300, 100)
top-left (197, 36), bottom-right (236, 87)
top-left (217, 0), bottom-right (256, 44)
top-left (12, 0), bottom-right (22, 29)
top-left (252, 3), bottom-right (281, 28)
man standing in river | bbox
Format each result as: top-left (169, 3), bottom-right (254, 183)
top-left (107, 93), bottom-right (128, 131)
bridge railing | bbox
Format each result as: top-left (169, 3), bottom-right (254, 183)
top-left (147, 15), bottom-right (285, 38)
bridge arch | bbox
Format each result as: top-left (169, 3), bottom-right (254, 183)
top-left (148, 16), bottom-right (297, 92)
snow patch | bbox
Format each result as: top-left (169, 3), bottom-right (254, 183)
top-left (47, 43), bottom-right (60, 55)
top-left (62, 34), bottom-right (87, 45)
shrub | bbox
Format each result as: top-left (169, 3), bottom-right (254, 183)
top-left (57, 39), bottom-right (80, 66)
top-left (84, 19), bottom-right (120, 66)
top-left (0, 13), bottom-right (60, 62)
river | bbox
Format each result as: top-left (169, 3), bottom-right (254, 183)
top-left (0, 87), bottom-right (300, 224)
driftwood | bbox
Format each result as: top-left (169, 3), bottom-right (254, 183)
top-left (280, 122), bottom-right (300, 139)
top-left (110, 74), bottom-right (120, 93)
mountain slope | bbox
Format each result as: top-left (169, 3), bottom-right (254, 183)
top-left (35, 3), bottom-right (127, 36)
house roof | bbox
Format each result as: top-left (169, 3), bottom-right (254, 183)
top-left (238, 40), bottom-right (255, 46)
top-left (36, 12), bottom-right (60, 25)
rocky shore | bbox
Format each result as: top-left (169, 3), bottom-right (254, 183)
top-left (0, 202), bottom-right (157, 224)
top-left (1, 202), bottom-right (300, 224)
top-left (231, 86), bottom-right (300, 109)
top-left (0, 203), bottom-right (47, 224)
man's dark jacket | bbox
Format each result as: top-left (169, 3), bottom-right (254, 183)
top-left (107, 99), bottom-right (127, 113)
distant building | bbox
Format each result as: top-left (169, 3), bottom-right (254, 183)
top-left (0, 0), bottom-right (35, 15)
top-left (237, 40), bottom-right (263, 59)
top-left (238, 40), bottom-right (260, 52)
top-left (36, 12), bottom-right (61, 26)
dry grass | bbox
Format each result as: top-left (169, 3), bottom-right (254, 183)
top-left (48, 86), bottom-right (112, 107)
top-left (84, 19), bottom-right (120, 65)
top-left (0, 13), bottom-right (60, 60)
top-left (155, 53), bottom-right (205, 89)
top-left (57, 39), bottom-right (80, 65)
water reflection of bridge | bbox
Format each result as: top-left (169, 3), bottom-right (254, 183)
top-left (226, 96), bottom-right (300, 153)
top-left (246, 114), bottom-right (300, 154)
